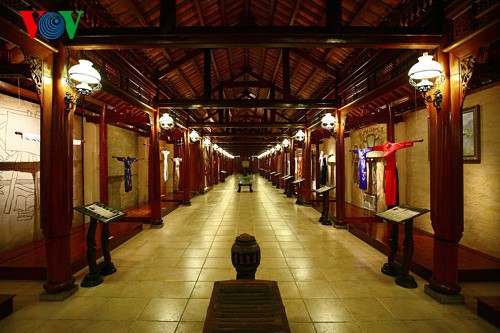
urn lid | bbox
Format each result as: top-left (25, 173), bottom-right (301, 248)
top-left (235, 233), bottom-right (256, 243)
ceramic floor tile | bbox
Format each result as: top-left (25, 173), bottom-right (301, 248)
top-left (303, 299), bottom-right (354, 322)
top-left (52, 297), bottom-right (112, 320)
top-left (314, 322), bottom-right (363, 333)
top-left (137, 298), bottom-right (188, 321)
top-left (289, 322), bottom-right (316, 333)
top-left (156, 282), bottom-right (195, 298)
top-left (175, 321), bottom-right (205, 333)
top-left (378, 298), bottom-right (442, 320)
top-left (291, 268), bottom-right (326, 281)
top-left (0, 319), bottom-right (44, 333)
top-left (94, 297), bottom-right (149, 321)
top-left (282, 298), bottom-right (311, 322)
top-left (80, 320), bottom-right (132, 333)
top-left (175, 257), bottom-right (206, 268)
top-left (342, 297), bottom-right (395, 321)
top-left (127, 320), bottom-right (178, 333)
top-left (181, 298), bottom-right (210, 321)
top-left (296, 281), bottom-right (338, 298)
top-left (329, 280), bottom-right (373, 298)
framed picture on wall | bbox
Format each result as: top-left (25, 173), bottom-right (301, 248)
top-left (462, 105), bottom-right (480, 163)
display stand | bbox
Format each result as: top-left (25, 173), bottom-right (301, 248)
top-left (220, 170), bottom-right (227, 182)
top-left (74, 202), bottom-right (126, 287)
top-left (292, 178), bottom-right (305, 205)
top-left (269, 171), bottom-right (277, 182)
top-left (315, 186), bottom-right (335, 225)
top-left (282, 175), bottom-right (293, 196)
top-left (376, 205), bottom-right (429, 288)
top-left (273, 172), bottom-right (281, 188)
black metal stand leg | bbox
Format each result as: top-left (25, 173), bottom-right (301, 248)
top-left (322, 195), bottom-right (332, 225)
top-left (395, 219), bottom-right (417, 288)
top-left (99, 222), bottom-right (117, 276)
top-left (381, 223), bottom-right (399, 277)
top-left (81, 218), bottom-right (103, 287)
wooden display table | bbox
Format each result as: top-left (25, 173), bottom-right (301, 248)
top-left (220, 170), bottom-right (228, 182)
top-left (238, 175), bottom-right (253, 192)
top-left (74, 202), bottom-right (126, 287)
top-left (292, 178), bottom-right (305, 205)
top-left (268, 171), bottom-right (277, 182)
top-left (282, 175), bottom-right (293, 197)
top-left (376, 205), bottom-right (429, 288)
top-left (272, 172), bottom-right (281, 188)
top-left (203, 280), bottom-right (290, 333)
top-left (315, 186), bottom-right (335, 225)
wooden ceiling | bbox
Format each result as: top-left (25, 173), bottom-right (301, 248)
top-left (0, 0), bottom-right (441, 157)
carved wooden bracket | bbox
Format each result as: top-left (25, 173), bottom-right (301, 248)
top-left (22, 49), bottom-right (43, 104)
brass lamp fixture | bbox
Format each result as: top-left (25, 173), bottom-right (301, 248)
top-left (295, 129), bottom-right (305, 142)
top-left (67, 59), bottom-right (102, 96)
top-left (320, 112), bottom-right (337, 131)
top-left (189, 129), bottom-right (200, 142)
top-left (282, 138), bottom-right (290, 148)
top-left (203, 137), bottom-right (211, 147)
top-left (159, 113), bottom-right (175, 130)
top-left (408, 52), bottom-right (445, 111)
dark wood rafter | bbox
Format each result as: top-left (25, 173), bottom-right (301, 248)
top-left (159, 99), bottom-right (337, 109)
top-left (282, 48), bottom-right (290, 100)
top-left (158, 49), bottom-right (204, 80)
top-left (188, 122), bottom-right (305, 128)
top-left (204, 48), bottom-right (211, 100)
top-left (66, 27), bottom-right (441, 50)
top-left (160, 0), bottom-right (176, 31)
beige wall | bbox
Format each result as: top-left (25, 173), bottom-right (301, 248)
top-left (462, 84), bottom-right (500, 258)
top-left (107, 125), bottom-right (141, 210)
top-left (403, 83), bottom-right (500, 259)
top-left (0, 94), bottom-right (42, 252)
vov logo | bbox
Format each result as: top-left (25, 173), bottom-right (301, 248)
top-left (20, 10), bottom-right (84, 40)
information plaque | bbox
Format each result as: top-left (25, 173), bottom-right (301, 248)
top-left (74, 202), bottom-right (126, 223)
top-left (376, 205), bottom-right (429, 224)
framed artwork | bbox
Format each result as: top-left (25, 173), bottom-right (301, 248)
top-left (462, 105), bottom-right (480, 163)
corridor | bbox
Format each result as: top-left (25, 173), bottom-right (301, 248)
top-left (0, 174), bottom-right (498, 332)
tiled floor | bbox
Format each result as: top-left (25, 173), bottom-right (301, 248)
top-left (1, 174), bottom-right (499, 332)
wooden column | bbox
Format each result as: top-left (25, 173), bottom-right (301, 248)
top-left (282, 49), bottom-right (290, 100)
top-left (204, 49), bottom-right (211, 100)
top-left (195, 141), bottom-right (203, 192)
top-left (213, 150), bottom-right (219, 184)
top-left (426, 50), bottom-right (463, 300)
top-left (149, 109), bottom-right (163, 226)
top-left (315, 141), bottom-right (320, 189)
top-left (302, 129), bottom-right (312, 205)
top-left (334, 109), bottom-right (346, 227)
top-left (183, 129), bottom-right (191, 205)
top-left (99, 104), bottom-right (108, 204)
top-left (160, 0), bottom-right (176, 31)
top-left (40, 45), bottom-right (77, 298)
top-left (289, 139), bottom-right (295, 179)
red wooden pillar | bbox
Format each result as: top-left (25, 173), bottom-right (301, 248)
top-left (99, 104), bottom-right (108, 204)
top-left (149, 109), bottom-right (163, 226)
top-left (213, 150), bottom-right (219, 184)
top-left (315, 141), bottom-right (320, 189)
top-left (40, 45), bottom-right (77, 298)
top-left (302, 129), bottom-right (312, 205)
top-left (289, 139), bottom-right (295, 179)
top-left (334, 109), bottom-right (346, 227)
top-left (183, 129), bottom-right (191, 205)
top-left (199, 141), bottom-right (206, 193)
top-left (426, 51), bottom-right (463, 301)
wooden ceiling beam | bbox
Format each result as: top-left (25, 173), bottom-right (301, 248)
top-left (158, 49), bottom-right (204, 80)
top-left (67, 27), bottom-right (442, 49)
top-left (188, 122), bottom-right (305, 128)
top-left (159, 99), bottom-right (337, 109)
top-left (291, 49), bottom-right (337, 78)
top-left (204, 132), bottom-right (291, 137)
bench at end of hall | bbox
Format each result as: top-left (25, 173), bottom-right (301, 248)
top-left (238, 175), bottom-right (253, 192)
